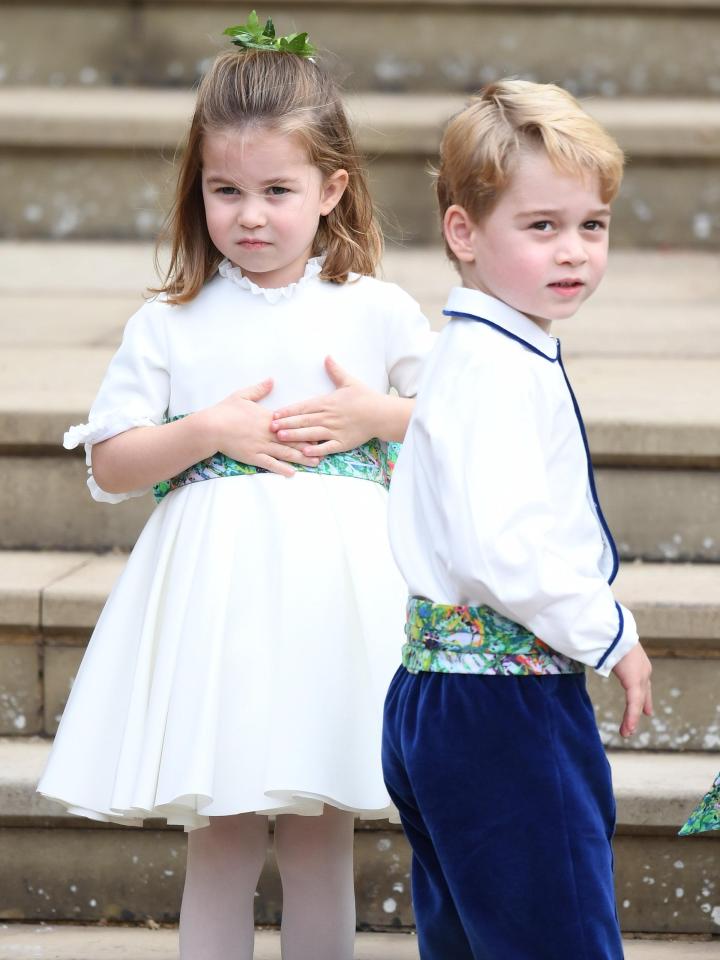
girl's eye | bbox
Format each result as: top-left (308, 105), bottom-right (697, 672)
top-left (268, 185), bottom-right (290, 196)
top-left (218, 186), bottom-right (239, 196)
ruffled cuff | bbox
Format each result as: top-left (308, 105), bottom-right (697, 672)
top-left (63, 411), bottom-right (157, 451)
top-left (64, 412), bottom-right (157, 504)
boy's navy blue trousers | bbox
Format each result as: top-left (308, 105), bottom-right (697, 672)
top-left (382, 669), bottom-right (624, 960)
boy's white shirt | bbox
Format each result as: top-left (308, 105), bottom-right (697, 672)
top-left (388, 285), bottom-right (638, 678)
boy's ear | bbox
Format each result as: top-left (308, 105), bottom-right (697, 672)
top-left (320, 169), bottom-right (349, 215)
top-left (443, 205), bottom-right (477, 263)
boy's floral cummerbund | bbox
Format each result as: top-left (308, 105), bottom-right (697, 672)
top-left (153, 416), bottom-right (399, 502)
top-left (403, 597), bottom-right (584, 676)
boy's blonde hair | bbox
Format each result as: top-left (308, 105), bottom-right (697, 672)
top-left (435, 79), bottom-right (625, 261)
top-left (154, 50), bottom-right (383, 304)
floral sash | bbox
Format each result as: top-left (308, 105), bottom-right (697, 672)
top-left (153, 418), bottom-right (399, 502)
top-left (402, 597), bottom-right (584, 676)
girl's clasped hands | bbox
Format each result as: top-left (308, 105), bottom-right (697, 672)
top-left (272, 355), bottom-right (413, 452)
top-left (211, 354), bottom-right (411, 478)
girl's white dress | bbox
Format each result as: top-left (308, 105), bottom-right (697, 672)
top-left (38, 258), bottom-right (433, 830)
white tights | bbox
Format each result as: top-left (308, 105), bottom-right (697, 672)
top-left (179, 805), bottom-right (356, 960)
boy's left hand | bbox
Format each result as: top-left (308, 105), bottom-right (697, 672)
top-left (611, 642), bottom-right (653, 739)
top-left (270, 356), bottom-right (387, 455)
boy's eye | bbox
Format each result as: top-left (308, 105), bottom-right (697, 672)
top-left (531, 221), bottom-right (553, 232)
top-left (583, 220), bottom-right (607, 232)
top-left (267, 185), bottom-right (290, 196)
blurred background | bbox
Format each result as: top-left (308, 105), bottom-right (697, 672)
top-left (0, 2), bottom-right (719, 957)
top-left (1, 0), bottom-right (720, 246)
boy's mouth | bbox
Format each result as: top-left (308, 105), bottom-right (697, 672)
top-left (548, 279), bottom-right (585, 296)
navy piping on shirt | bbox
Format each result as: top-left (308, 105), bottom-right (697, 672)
top-left (444, 309), bottom-right (624, 667)
top-left (555, 340), bottom-right (620, 585)
top-left (443, 310), bottom-right (560, 361)
top-left (597, 602), bottom-right (625, 671)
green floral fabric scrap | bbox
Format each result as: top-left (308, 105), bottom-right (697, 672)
top-left (153, 415), bottom-right (399, 502)
top-left (402, 597), bottom-right (585, 676)
top-left (679, 773), bottom-right (720, 836)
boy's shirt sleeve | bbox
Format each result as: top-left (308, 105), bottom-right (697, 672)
top-left (63, 302), bottom-right (171, 504)
top-left (416, 353), bottom-right (638, 677)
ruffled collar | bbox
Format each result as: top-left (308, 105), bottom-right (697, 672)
top-left (217, 256), bottom-right (323, 304)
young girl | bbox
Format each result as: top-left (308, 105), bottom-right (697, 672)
top-left (38, 23), bottom-right (432, 960)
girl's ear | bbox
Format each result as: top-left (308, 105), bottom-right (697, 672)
top-left (320, 169), bottom-right (349, 215)
top-left (443, 204), bottom-right (478, 263)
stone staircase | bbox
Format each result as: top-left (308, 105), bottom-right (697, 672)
top-left (1, 0), bottom-right (719, 954)
top-left (1, 243), bottom-right (719, 949)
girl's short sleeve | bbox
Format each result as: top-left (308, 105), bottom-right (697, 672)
top-left (63, 301), bottom-right (170, 503)
top-left (382, 284), bottom-right (436, 397)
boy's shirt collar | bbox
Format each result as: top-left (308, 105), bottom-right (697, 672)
top-left (443, 286), bottom-right (560, 362)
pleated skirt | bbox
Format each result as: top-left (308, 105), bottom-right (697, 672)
top-left (38, 472), bottom-right (406, 829)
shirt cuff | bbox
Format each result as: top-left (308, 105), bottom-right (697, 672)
top-left (594, 602), bottom-right (639, 677)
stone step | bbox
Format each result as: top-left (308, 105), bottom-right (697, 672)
top-left (3, 244), bottom-right (720, 357)
top-left (5, 348), bottom-right (720, 462)
top-left (4, 241), bottom-right (720, 352)
top-left (1, 740), bottom-right (717, 933)
top-left (2, 387), bottom-right (719, 557)
top-left (588, 562), bottom-right (720, 752)
top-left (1, 551), bottom-right (718, 751)
top-left (1, 244), bottom-right (719, 555)
top-left (2, 0), bottom-right (720, 99)
top-left (2, 89), bottom-right (720, 245)
top-left (0, 926), bottom-right (717, 960)
top-left (1, 927), bottom-right (419, 960)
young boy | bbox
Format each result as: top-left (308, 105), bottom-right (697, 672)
top-left (383, 80), bottom-right (653, 960)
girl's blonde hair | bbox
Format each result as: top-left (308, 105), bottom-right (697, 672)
top-left (154, 49), bottom-right (383, 303)
top-left (435, 79), bottom-right (625, 261)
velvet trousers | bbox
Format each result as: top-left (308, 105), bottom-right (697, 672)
top-left (382, 669), bottom-right (624, 960)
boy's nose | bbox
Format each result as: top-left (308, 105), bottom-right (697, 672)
top-left (555, 235), bottom-right (588, 265)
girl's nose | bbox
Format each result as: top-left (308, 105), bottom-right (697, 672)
top-left (237, 197), bottom-right (266, 229)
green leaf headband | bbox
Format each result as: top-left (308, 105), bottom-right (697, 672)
top-left (223, 10), bottom-right (316, 59)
